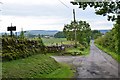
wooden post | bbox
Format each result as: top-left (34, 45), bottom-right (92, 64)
top-left (73, 9), bottom-right (77, 48)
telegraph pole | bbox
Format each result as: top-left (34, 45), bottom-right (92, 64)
top-left (73, 9), bottom-right (77, 48)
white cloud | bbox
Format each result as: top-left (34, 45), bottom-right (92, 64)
top-left (1, 0), bottom-right (57, 5)
top-left (1, 0), bottom-right (73, 6)
top-left (0, 15), bottom-right (69, 32)
top-left (0, 0), bottom-right (114, 33)
top-left (87, 20), bottom-right (113, 30)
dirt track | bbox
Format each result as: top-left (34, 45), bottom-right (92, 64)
top-left (52, 40), bottom-right (119, 78)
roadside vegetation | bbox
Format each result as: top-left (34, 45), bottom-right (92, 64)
top-left (65, 46), bottom-right (90, 56)
top-left (95, 44), bottom-right (120, 63)
top-left (2, 54), bottom-right (74, 78)
top-left (95, 25), bottom-right (120, 63)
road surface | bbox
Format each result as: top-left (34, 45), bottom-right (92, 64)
top-left (52, 40), bottom-right (119, 78)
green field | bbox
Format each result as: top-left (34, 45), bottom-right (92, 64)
top-left (41, 38), bottom-right (74, 46)
top-left (2, 54), bottom-right (74, 78)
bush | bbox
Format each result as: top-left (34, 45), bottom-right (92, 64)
top-left (78, 44), bottom-right (85, 51)
top-left (95, 30), bottom-right (116, 53)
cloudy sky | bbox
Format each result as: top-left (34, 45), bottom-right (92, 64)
top-left (0, 0), bottom-right (113, 32)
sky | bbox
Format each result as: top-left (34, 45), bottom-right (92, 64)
top-left (0, 0), bottom-right (114, 32)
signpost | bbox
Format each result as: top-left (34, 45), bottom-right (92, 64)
top-left (7, 23), bottom-right (16, 37)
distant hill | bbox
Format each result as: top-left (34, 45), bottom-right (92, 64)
top-left (25, 30), bottom-right (59, 36)
top-left (99, 30), bottom-right (110, 34)
top-left (0, 30), bottom-right (59, 36)
top-left (0, 30), bottom-right (110, 36)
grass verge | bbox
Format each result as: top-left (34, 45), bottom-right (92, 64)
top-left (64, 46), bottom-right (90, 56)
top-left (45, 63), bottom-right (74, 78)
top-left (95, 44), bottom-right (120, 63)
top-left (2, 53), bottom-right (74, 78)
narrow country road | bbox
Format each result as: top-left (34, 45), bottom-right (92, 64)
top-left (52, 40), bottom-right (119, 78)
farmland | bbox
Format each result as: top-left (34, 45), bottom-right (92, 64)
top-left (41, 38), bottom-right (74, 46)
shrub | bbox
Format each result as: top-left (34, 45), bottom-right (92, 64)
top-left (78, 44), bottom-right (85, 51)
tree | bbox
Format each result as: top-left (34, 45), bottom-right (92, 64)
top-left (95, 29), bottom-right (116, 52)
top-left (19, 28), bottom-right (25, 40)
top-left (71, 0), bottom-right (120, 54)
top-left (91, 30), bottom-right (102, 39)
top-left (2, 33), bottom-right (8, 37)
top-left (63, 23), bottom-right (75, 41)
top-left (63, 20), bottom-right (91, 45)
top-left (54, 31), bottom-right (66, 38)
top-left (38, 34), bottom-right (41, 39)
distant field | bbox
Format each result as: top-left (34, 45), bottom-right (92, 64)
top-left (41, 38), bottom-right (74, 46)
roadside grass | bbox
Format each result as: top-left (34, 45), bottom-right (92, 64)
top-left (47, 46), bottom-right (90, 56)
top-left (64, 46), bottom-right (90, 56)
top-left (41, 38), bottom-right (74, 46)
top-left (45, 63), bottom-right (74, 78)
top-left (0, 61), bottom-right (2, 79)
top-left (2, 53), bottom-right (74, 78)
top-left (95, 44), bottom-right (120, 63)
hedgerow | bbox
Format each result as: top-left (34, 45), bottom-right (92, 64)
top-left (2, 37), bottom-right (45, 61)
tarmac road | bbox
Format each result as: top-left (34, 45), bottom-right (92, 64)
top-left (52, 40), bottom-right (119, 78)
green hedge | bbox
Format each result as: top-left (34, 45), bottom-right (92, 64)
top-left (2, 37), bottom-right (45, 61)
